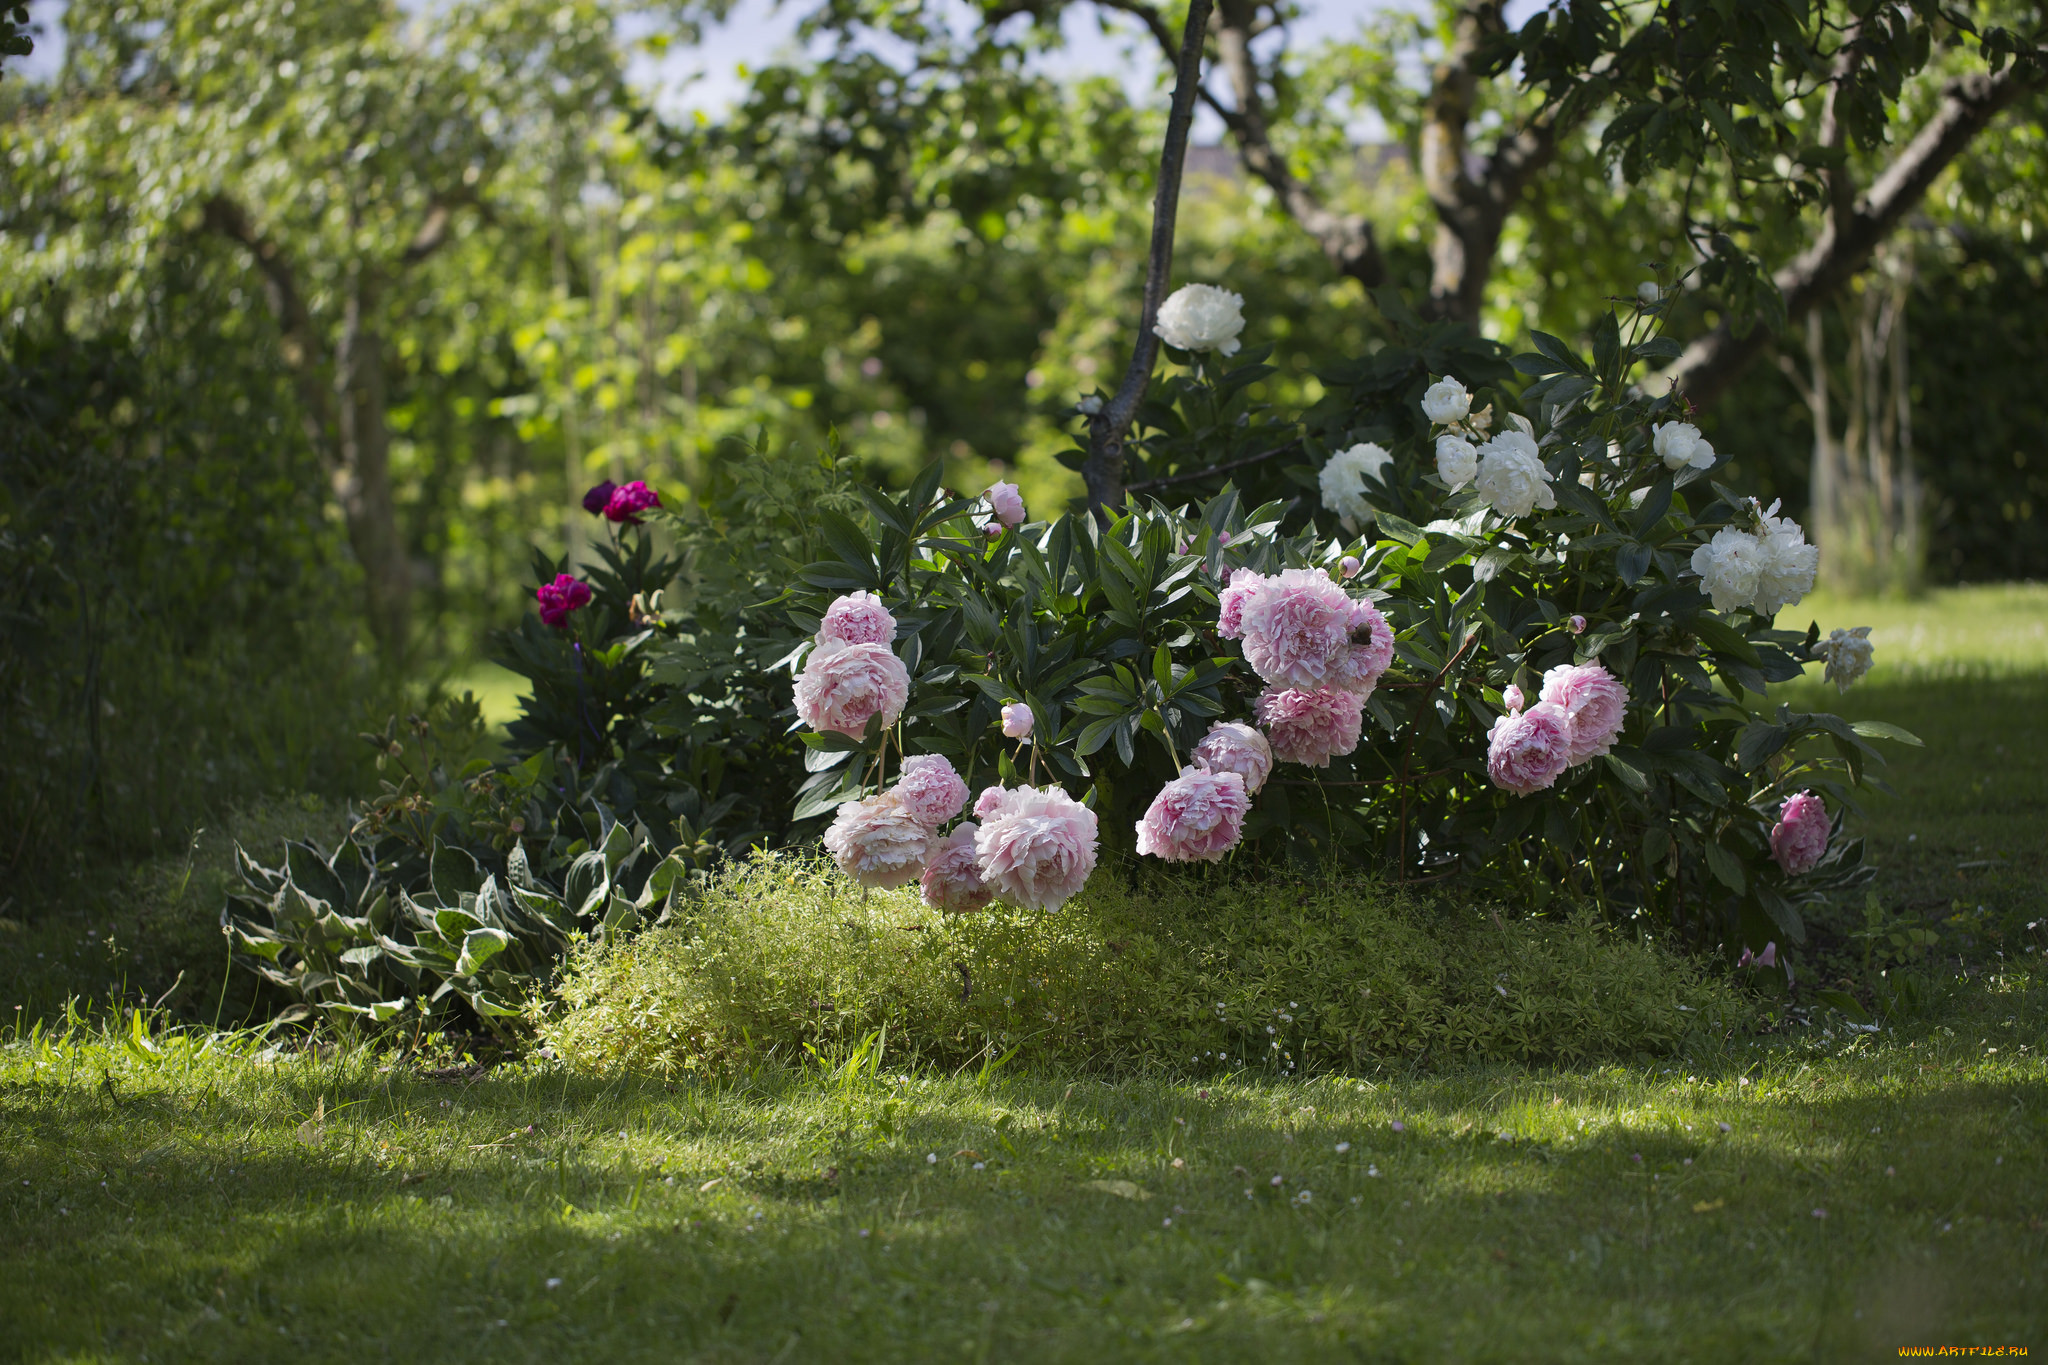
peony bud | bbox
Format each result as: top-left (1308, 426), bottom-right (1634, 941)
top-left (1570, 614), bottom-right (1587, 635)
top-left (1501, 684), bottom-right (1524, 713)
top-left (1001, 703), bottom-right (1034, 740)
top-left (1339, 555), bottom-right (1361, 579)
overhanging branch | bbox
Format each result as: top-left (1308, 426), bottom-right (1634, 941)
top-left (1080, 0), bottom-right (1213, 516)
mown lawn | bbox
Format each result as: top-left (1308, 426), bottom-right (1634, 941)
top-left (4, 584), bottom-right (2045, 1362)
top-left (4, 980), bottom-right (2044, 1364)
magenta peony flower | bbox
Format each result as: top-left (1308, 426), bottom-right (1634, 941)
top-left (1501, 684), bottom-right (1525, 713)
top-left (795, 643), bottom-right (910, 737)
top-left (1254, 686), bottom-right (1364, 768)
top-left (1486, 701), bottom-right (1573, 795)
top-left (1538, 662), bottom-right (1629, 765)
top-left (973, 786), bottom-right (1099, 910)
top-left (1770, 791), bottom-right (1830, 875)
top-left (603, 479), bottom-right (661, 524)
top-left (536, 574), bottom-right (593, 628)
top-left (1215, 568), bottom-right (1268, 640)
top-left (973, 785), bottom-right (1011, 820)
top-left (986, 481), bottom-right (1026, 528)
top-left (1239, 569), bottom-right (1371, 690)
top-left (1001, 703), bottom-right (1034, 740)
top-left (818, 591), bottom-right (896, 648)
top-left (823, 792), bottom-right (931, 888)
top-left (1190, 721), bottom-right (1274, 796)
top-left (581, 480), bottom-right (618, 516)
top-left (1327, 597), bottom-right (1395, 696)
top-left (890, 753), bottom-right (969, 829)
top-left (1136, 767), bottom-right (1250, 863)
top-left (920, 823), bottom-right (994, 913)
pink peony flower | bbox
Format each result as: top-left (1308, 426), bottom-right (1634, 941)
top-left (1136, 768), bottom-right (1250, 863)
top-left (1327, 598), bottom-right (1395, 696)
top-left (818, 591), bottom-right (896, 648)
top-left (581, 480), bottom-right (618, 516)
top-left (1770, 791), bottom-right (1830, 875)
top-left (1501, 684), bottom-right (1525, 713)
top-left (536, 574), bottom-right (593, 628)
top-left (1738, 941), bottom-right (1779, 969)
top-left (1254, 687), bottom-right (1365, 768)
top-left (1190, 721), bottom-right (1274, 796)
top-left (973, 786), bottom-right (1099, 910)
top-left (1538, 662), bottom-right (1629, 765)
top-left (1001, 703), bottom-right (1034, 740)
top-left (823, 793), bottom-right (932, 888)
top-left (1570, 614), bottom-right (1587, 635)
top-left (604, 479), bottom-right (661, 524)
top-left (889, 754), bottom-right (969, 829)
top-left (1239, 569), bottom-right (1373, 690)
top-left (973, 785), bottom-right (1011, 820)
top-left (795, 642), bottom-right (910, 737)
top-left (986, 481), bottom-right (1026, 528)
top-left (1339, 555), bottom-right (1361, 580)
top-left (1215, 568), bottom-right (1268, 640)
top-left (1486, 701), bottom-right (1573, 795)
top-left (920, 824), bottom-right (994, 913)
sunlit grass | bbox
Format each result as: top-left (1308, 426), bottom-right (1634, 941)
top-left (445, 661), bottom-right (530, 729)
top-left (1787, 583), bottom-right (2048, 682)
top-left (4, 979), bottom-right (2044, 1362)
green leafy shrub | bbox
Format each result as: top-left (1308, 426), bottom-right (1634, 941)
top-left (778, 281), bottom-right (1917, 959)
top-left (537, 853), bottom-right (1752, 1076)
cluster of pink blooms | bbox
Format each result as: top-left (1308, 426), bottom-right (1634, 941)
top-left (1769, 791), bottom-right (1831, 874)
top-left (1484, 662), bottom-right (1629, 795)
top-left (1131, 721), bottom-right (1271, 862)
top-left (795, 592), bottom-right (911, 738)
top-left (535, 573), bottom-right (592, 628)
top-left (581, 478), bottom-right (662, 525)
top-left (1217, 567), bottom-right (1393, 770)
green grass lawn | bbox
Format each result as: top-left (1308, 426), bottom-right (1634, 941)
top-left (4, 585), bottom-right (2045, 1362)
top-left (5, 982), bottom-right (2043, 1364)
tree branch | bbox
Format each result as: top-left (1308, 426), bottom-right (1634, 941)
top-left (1666, 59), bottom-right (2040, 408)
top-left (1081, 0), bottom-right (1213, 516)
top-left (400, 184), bottom-right (486, 265)
top-left (201, 194), bottom-right (335, 459)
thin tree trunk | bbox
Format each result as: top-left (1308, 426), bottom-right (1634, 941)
top-left (333, 267), bottom-right (412, 658)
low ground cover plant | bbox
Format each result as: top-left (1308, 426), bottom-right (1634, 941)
top-left (538, 853), bottom-right (1749, 1077)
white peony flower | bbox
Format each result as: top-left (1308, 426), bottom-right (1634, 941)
top-left (1637, 281), bottom-right (1661, 304)
top-left (1421, 376), bottom-right (1471, 424)
top-left (1752, 503), bottom-right (1819, 615)
top-left (1822, 626), bottom-right (1874, 691)
top-left (1689, 527), bottom-right (1766, 613)
top-left (1472, 430), bottom-right (1556, 519)
top-left (1435, 434), bottom-right (1478, 491)
top-left (1076, 394), bottom-right (1103, 415)
top-left (1318, 442), bottom-right (1392, 524)
top-left (1154, 284), bottom-right (1245, 356)
top-left (1653, 421), bottom-right (1716, 472)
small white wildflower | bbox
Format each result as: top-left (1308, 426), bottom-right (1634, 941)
top-left (1822, 626), bottom-right (1874, 691)
top-left (1752, 502), bottom-right (1819, 615)
top-left (1154, 283), bottom-right (1246, 356)
top-left (1335, 1142), bottom-right (1351, 1154)
top-left (1473, 430), bottom-right (1556, 519)
top-left (1421, 376), bottom-right (1471, 424)
top-left (1652, 421), bottom-right (1716, 472)
top-left (1318, 442), bottom-right (1392, 525)
top-left (1076, 394), bottom-right (1103, 415)
top-left (1435, 434), bottom-right (1478, 491)
top-left (1690, 527), bottom-right (1765, 613)
top-left (926, 1153), bottom-right (937, 1164)
top-left (1637, 281), bottom-right (1661, 304)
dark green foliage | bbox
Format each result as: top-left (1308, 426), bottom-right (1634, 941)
top-left (0, 302), bottom-right (374, 898)
top-left (541, 853), bottom-right (1752, 1076)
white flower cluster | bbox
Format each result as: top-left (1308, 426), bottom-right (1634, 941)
top-left (1154, 284), bottom-right (1246, 357)
top-left (1822, 626), bottom-right (1874, 691)
top-left (1689, 501), bottom-right (1819, 615)
top-left (1419, 378), bottom-right (1552, 519)
top-left (1317, 442), bottom-right (1393, 526)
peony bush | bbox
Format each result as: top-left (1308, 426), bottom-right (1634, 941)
top-left (777, 279), bottom-right (1918, 959)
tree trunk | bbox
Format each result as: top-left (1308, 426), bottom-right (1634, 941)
top-left (334, 268), bottom-right (412, 658)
